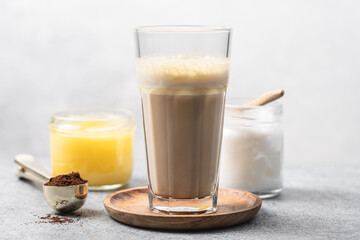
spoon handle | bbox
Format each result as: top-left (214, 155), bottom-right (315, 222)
top-left (245, 89), bottom-right (285, 106)
top-left (17, 167), bottom-right (49, 184)
top-left (14, 154), bottom-right (51, 184)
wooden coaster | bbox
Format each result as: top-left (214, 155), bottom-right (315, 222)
top-left (104, 187), bottom-right (262, 230)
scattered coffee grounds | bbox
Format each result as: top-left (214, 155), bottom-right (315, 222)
top-left (35, 214), bottom-right (79, 224)
top-left (44, 172), bottom-right (87, 186)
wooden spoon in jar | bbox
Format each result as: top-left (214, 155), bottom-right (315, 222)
top-left (245, 89), bottom-right (285, 106)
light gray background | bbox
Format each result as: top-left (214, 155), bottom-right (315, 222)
top-left (1, 0), bottom-right (360, 164)
top-left (1, 1), bottom-right (360, 239)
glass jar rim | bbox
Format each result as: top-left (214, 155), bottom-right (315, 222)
top-left (49, 109), bottom-right (135, 135)
top-left (226, 98), bottom-right (282, 111)
top-left (135, 25), bottom-right (232, 33)
top-left (225, 98), bottom-right (282, 123)
top-left (51, 109), bottom-right (134, 122)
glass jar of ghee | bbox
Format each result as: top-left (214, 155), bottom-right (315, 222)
top-left (49, 110), bottom-right (136, 190)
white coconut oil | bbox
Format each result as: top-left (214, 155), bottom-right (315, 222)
top-left (220, 99), bottom-right (283, 198)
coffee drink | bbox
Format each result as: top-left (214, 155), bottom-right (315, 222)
top-left (137, 56), bottom-right (229, 199)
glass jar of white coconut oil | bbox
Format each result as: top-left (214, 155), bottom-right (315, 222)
top-left (220, 99), bottom-right (283, 198)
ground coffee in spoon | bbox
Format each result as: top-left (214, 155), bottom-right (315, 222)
top-left (44, 172), bottom-right (87, 186)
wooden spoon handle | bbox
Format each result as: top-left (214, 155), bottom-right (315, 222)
top-left (245, 89), bottom-right (285, 106)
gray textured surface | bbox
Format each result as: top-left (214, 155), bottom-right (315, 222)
top-left (1, 152), bottom-right (359, 239)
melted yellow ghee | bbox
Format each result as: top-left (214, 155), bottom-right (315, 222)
top-left (50, 121), bottom-right (135, 187)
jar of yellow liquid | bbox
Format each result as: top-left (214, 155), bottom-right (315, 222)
top-left (49, 110), bottom-right (136, 190)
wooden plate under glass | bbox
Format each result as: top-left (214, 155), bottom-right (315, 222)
top-left (104, 187), bottom-right (262, 230)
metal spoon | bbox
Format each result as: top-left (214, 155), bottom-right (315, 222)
top-left (14, 154), bottom-right (88, 213)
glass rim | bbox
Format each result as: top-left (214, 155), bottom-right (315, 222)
top-left (51, 109), bottom-right (135, 123)
top-left (226, 98), bottom-right (282, 110)
top-left (49, 109), bottom-right (136, 135)
top-left (225, 98), bottom-right (283, 119)
top-left (135, 25), bottom-right (232, 33)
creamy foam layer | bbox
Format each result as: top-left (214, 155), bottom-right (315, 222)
top-left (136, 56), bottom-right (229, 89)
top-left (139, 86), bottom-right (226, 95)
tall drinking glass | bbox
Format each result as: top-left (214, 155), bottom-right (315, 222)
top-left (135, 25), bottom-right (232, 214)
